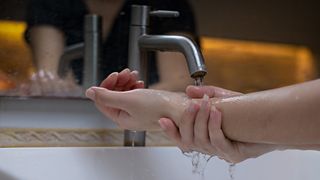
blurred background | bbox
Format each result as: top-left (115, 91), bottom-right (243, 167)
top-left (0, 0), bottom-right (319, 93)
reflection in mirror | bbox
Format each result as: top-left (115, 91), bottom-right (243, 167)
top-left (0, 0), bottom-right (319, 97)
top-left (1, 0), bottom-right (201, 97)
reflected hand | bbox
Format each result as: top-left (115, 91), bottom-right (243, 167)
top-left (18, 70), bottom-right (82, 97)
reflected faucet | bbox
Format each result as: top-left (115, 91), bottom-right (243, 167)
top-left (124, 5), bottom-right (207, 146)
top-left (58, 14), bottom-right (102, 90)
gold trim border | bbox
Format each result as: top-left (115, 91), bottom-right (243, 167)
top-left (0, 128), bottom-right (174, 147)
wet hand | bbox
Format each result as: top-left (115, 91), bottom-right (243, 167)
top-left (86, 87), bottom-right (187, 131)
top-left (160, 86), bottom-right (277, 163)
top-left (159, 97), bottom-right (278, 164)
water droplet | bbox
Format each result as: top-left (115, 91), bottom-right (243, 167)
top-left (182, 151), bottom-right (214, 178)
top-left (228, 163), bottom-right (236, 180)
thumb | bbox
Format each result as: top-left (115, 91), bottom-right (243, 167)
top-left (86, 87), bottom-right (131, 109)
top-left (186, 85), bottom-right (215, 98)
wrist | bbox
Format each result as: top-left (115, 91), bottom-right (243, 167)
top-left (165, 92), bottom-right (190, 127)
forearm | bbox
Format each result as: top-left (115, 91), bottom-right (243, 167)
top-left (29, 26), bottom-right (65, 73)
top-left (213, 79), bottom-right (320, 144)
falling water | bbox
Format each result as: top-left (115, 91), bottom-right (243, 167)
top-left (183, 151), bottom-right (214, 179)
top-left (194, 77), bottom-right (203, 86)
top-left (228, 163), bottom-right (236, 180)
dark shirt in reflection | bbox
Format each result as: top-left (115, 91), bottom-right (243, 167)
top-left (25, 0), bottom-right (198, 85)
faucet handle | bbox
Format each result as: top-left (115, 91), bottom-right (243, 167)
top-left (149, 10), bottom-right (180, 18)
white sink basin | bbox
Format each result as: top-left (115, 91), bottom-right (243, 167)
top-left (0, 147), bottom-right (319, 180)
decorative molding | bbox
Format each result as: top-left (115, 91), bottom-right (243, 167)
top-left (0, 128), bottom-right (174, 147)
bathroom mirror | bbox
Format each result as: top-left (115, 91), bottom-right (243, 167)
top-left (0, 0), bottom-right (319, 97)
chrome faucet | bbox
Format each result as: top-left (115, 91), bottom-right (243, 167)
top-left (58, 14), bottom-right (102, 90)
top-left (124, 5), bottom-right (207, 146)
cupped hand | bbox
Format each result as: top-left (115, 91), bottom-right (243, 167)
top-left (86, 87), bottom-right (187, 131)
top-left (94, 68), bottom-right (145, 125)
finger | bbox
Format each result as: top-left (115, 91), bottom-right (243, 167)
top-left (211, 87), bottom-right (242, 98)
top-left (186, 85), bottom-right (215, 98)
top-left (133, 80), bottom-right (145, 89)
top-left (159, 118), bottom-right (190, 152)
top-left (159, 118), bottom-right (181, 143)
top-left (179, 102), bottom-right (199, 147)
top-left (86, 87), bottom-right (132, 109)
top-left (194, 95), bottom-right (211, 149)
top-left (208, 107), bottom-right (234, 154)
top-left (100, 72), bottom-right (118, 89)
top-left (124, 70), bottom-right (140, 90)
top-left (116, 68), bottom-right (131, 87)
top-left (186, 85), bottom-right (242, 98)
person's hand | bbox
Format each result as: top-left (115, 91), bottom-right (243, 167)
top-left (159, 98), bottom-right (278, 163)
top-left (17, 70), bottom-right (82, 97)
top-left (86, 87), bottom-right (188, 131)
top-left (100, 68), bottom-right (144, 91)
top-left (159, 86), bottom-right (277, 163)
top-left (94, 68), bottom-right (144, 126)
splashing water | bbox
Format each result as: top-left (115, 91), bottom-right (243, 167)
top-left (183, 151), bottom-right (214, 178)
top-left (186, 77), bottom-right (237, 180)
top-left (228, 163), bottom-right (236, 180)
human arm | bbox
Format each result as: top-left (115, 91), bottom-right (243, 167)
top-left (213, 79), bottom-right (320, 144)
top-left (90, 69), bottom-right (320, 162)
top-left (160, 84), bottom-right (320, 163)
top-left (87, 79), bottom-right (320, 144)
top-left (22, 0), bottom-right (82, 96)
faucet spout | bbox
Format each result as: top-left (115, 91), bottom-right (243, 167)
top-left (139, 35), bottom-right (207, 78)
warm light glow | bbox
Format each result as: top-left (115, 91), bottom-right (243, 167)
top-left (0, 20), bottom-right (34, 90)
top-left (200, 36), bottom-right (316, 92)
top-left (0, 20), bottom-right (27, 42)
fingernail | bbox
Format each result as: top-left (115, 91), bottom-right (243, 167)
top-left (201, 94), bottom-right (209, 108)
top-left (131, 70), bottom-right (138, 75)
top-left (110, 72), bottom-right (118, 76)
top-left (211, 106), bottom-right (221, 117)
top-left (159, 119), bottom-right (167, 130)
top-left (122, 68), bottom-right (130, 73)
top-left (203, 94), bottom-right (209, 101)
top-left (86, 88), bottom-right (95, 100)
